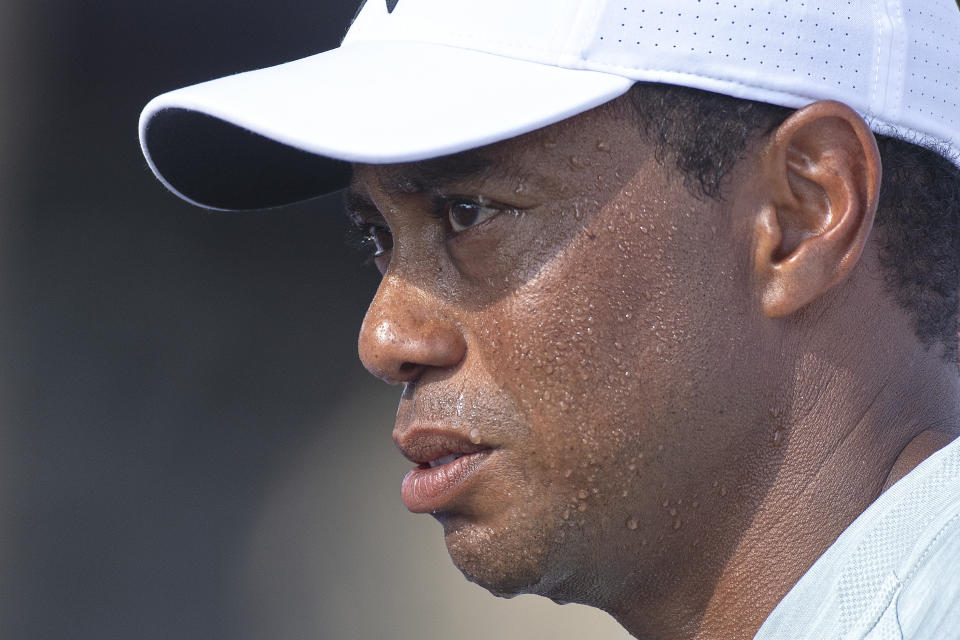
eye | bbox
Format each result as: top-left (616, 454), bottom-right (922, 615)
top-left (445, 196), bottom-right (505, 233)
top-left (364, 224), bottom-right (393, 257)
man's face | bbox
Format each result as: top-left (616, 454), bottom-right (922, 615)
top-left (350, 97), bottom-right (768, 607)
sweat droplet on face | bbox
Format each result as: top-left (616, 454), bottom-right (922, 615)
top-left (626, 516), bottom-right (638, 530)
top-left (469, 428), bottom-right (482, 444)
top-left (772, 428), bottom-right (783, 446)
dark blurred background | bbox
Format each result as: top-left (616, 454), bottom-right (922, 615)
top-left (0, 2), bottom-right (625, 638)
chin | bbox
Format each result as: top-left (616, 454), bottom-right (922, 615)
top-left (436, 511), bottom-right (560, 599)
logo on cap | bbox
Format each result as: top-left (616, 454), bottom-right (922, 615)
top-left (353, 0), bottom-right (399, 19)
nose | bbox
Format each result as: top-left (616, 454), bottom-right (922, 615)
top-left (358, 275), bottom-right (467, 384)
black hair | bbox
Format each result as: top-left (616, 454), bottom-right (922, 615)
top-left (627, 82), bottom-right (960, 360)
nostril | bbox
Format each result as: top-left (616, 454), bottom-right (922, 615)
top-left (392, 361), bottom-right (424, 384)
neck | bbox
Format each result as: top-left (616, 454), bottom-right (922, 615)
top-left (700, 349), bottom-right (959, 638)
top-left (610, 326), bottom-right (960, 639)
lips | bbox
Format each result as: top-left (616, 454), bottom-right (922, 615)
top-left (396, 429), bottom-right (494, 513)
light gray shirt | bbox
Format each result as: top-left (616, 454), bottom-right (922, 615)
top-left (755, 436), bottom-right (960, 639)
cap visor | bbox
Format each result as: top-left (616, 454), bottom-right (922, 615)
top-left (140, 41), bottom-right (633, 210)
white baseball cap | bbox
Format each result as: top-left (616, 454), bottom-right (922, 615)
top-left (140, 0), bottom-right (960, 211)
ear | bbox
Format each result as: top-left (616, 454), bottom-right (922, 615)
top-left (752, 101), bottom-right (882, 318)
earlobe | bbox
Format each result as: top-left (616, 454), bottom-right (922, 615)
top-left (752, 101), bottom-right (882, 318)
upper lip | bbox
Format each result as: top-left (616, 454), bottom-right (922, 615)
top-left (394, 427), bottom-right (492, 465)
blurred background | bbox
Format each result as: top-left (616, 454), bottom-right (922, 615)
top-left (0, 2), bottom-right (627, 638)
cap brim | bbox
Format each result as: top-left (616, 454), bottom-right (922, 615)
top-left (139, 41), bottom-right (633, 211)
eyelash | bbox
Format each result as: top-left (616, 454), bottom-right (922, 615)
top-left (430, 194), bottom-right (517, 234)
top-left (345, 218), bottom-right (392, 264)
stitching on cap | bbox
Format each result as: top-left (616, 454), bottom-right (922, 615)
top-left (893, 0), bottom-right (904, 119)
top-left (565, 0), bottom-right (607, 65)
top-left (421, 32), bottom-right (558, 58)
top-left (582, 59), bottom-right (825, 103)
top-left (871, 0), bottom-right (883, 112)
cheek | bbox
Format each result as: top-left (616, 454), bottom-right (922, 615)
top-left (473, 192), bottom-right (740, 504)
top-left (471, 219), bottom-right (660, 518)
top-left (448, 199), bottom-right (593, 302)
top-left (482, 201), bottom-right (660, 426)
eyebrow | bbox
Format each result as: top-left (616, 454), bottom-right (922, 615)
top-left (394, 150), bottom-right (496, 191)
top-left (344, 147), bottom-right (533, 219)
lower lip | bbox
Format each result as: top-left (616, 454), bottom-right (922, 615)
top-left (401, 451), bottom-right (493, 513)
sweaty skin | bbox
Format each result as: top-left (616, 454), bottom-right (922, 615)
top-left (349, 95), bottom-right (960, 640)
